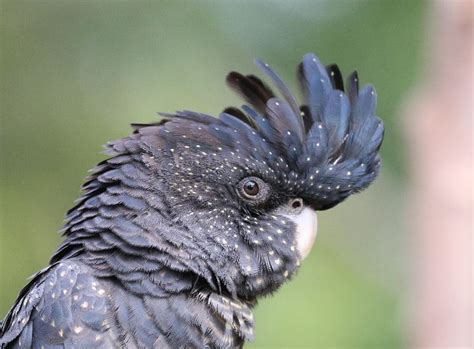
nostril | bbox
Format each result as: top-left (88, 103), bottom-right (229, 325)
top-left (290, 198), bottom-right (303, 211)
top-left (292, 200), bottom-right (301, 209)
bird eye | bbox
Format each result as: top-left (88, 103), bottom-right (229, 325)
top-left (243, 180), bottom-right (259, 197)
top-left (238, 176), bottom-right (269, 203)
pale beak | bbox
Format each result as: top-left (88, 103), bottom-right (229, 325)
top-left (283, 206), bottom-right (318, 260)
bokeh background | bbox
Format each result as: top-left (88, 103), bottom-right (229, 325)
top-left (2, 1), bottom-right (471, 348)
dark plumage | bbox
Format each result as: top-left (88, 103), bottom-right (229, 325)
top-left (0, 53), bottom-right (384, 348)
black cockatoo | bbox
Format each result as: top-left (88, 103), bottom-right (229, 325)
top-left (0, 53), bottom-right (384, 348)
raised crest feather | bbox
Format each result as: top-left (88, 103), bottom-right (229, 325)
top-left (160, 53), bottom-right (384, 210)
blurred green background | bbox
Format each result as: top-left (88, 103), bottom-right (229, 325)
top-left (1, 0), bottom-right (426, 347)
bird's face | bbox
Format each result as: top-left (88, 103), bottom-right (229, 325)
top-left (126, 53), bottom-right (383, 298)
top-left (150, 121), bottom-right (320, 297)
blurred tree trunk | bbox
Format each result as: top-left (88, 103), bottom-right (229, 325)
top-left (404, 0), bottom-right (473, 347)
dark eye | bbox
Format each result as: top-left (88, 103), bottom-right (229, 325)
top-left (238, 176), bottom-right (269, 203)
top-left (243, 180), bottom-right (259, 197)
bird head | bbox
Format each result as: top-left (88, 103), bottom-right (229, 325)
top-left (61, 53), bottom-right (383, 301)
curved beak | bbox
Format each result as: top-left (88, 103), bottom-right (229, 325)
top-left (283, 206), bottom-right (318, 260)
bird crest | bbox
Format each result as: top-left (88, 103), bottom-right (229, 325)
top-left (156, 53), bottom-right (384, 210)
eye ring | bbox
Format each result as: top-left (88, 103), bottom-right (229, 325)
top-left (243, 180), bottom-right (259, 197)
top-left (238, 176), bottom-right (269, 203)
